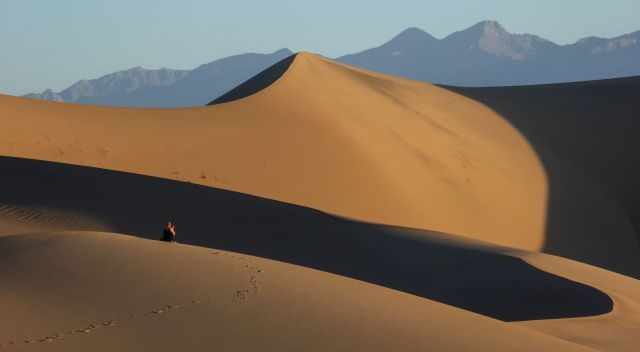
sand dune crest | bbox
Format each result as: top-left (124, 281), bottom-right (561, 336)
top-left (1, 52), bottom-right (640, 351)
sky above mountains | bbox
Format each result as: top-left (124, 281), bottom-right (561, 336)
top-left (1, 0), bottom-right (638, 95)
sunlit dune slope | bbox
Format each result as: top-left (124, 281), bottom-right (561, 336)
top-left (1, 158), bottom-right (640, 351)
top-left (0, 156), bottom-right (616, 323)
top-left (0, 231), bottom-right (598, 352)
top-left (2, 52), bottom-right (640, 351)
top-left (0, 52), bottom-right (638, 276)
top-left (0, 53), bottom-right (545, 247)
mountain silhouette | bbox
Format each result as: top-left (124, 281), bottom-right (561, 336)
top-left (25, 49), bottom-right (292, 107)
top-left (338, 21), bottom-right (640, 86)
top-left (24, 67), bottom-right (189, 105)
top-left (22, 21), bottom-right (639, 107)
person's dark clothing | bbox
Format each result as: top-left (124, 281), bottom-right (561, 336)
top-left (161, 228), bottom-right (175, 242)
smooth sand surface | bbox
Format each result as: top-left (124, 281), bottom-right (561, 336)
top-left (1, 53), bottom-right (639, 351)
top-left (0, 53), bottom-right (549, 251)
top-left (0, 232), bottom-right (596, 352)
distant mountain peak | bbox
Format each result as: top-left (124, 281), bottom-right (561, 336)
top-left (477, 20), bottom-right (506, 32)
top-left (374, 27), bottom-right (438, 57)
top-left (391, 27), bottom-right (437, 43)
top-left (22, 23), bottom-right (640, 107)
top-left (274, 48), bottom-right (293, 55)
top-left (398, 27), bottom-right (429, 36)
top-left (23, 49), bottom-right (293, 107)
top-left (445, 20), bottom-right (553, 60)
top-left (460, 20), bottom-right (510, 39)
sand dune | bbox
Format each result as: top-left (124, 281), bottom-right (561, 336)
top-left (0, 160), bottom-right (637, 350)
top-left (1, 53), bottom-right (548, 250)
top-left (446, 78), bottom-right (640, 276)
top-left (1, 53), bottom-right (638, 274)
top-left (1, 53), bottom-right (640, 351)
top-left (0, 156), bottom-right (617, 321)
top-left (1, 232), bottom-right (600, 352)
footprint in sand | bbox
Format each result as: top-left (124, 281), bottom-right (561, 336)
top-left (2, 276), bottom-right (264, 348)
top-left (38, 337), bottom-right (55, 343)
top-left (231, 258), bottom-right (264, 303)
top-left (249, 275), bottom-right (259, 294)
top-left (233, 289), bottom-right (250, 302)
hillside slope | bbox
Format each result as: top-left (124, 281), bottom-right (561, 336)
top-left (2, 53), bottom-right (640, 351)
top-left (3, 53), bottom-right (640, 275)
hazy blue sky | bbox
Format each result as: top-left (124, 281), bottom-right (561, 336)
top-left (1, 0), bottom-right (638, 95)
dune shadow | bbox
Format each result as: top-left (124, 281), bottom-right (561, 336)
top-left (207, 54), bottom-right (297, 105)
top-left (442, 77), bottom-right (640, 279)
top-left (0, 156), bottom-right (613, 321)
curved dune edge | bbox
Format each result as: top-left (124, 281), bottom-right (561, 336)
top-left (442, 78), bottom-right (640, 278)
top-left (0, 52), bottom-right (637, 277)
top-left (0, 156), bottom-right (613, 319)
top-left (0, 52), bottom-right (550, 250)
top-left (0, 231), bottom-right (601, 352)
top-left (1, 52), bottom-right (640, 350)
top-left (208, 54), bottom-right (297, 105)
top-left (0, 157), bottom-right (639, 351)
top-left (517, 252), bottom-right (640, 351)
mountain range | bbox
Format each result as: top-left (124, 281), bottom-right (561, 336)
top-left (24, 49), bottom-right (292, 107)
top-left (23, 20), bottom-right (640, 107)
top-left (340, 20), bottom-right (640, 86)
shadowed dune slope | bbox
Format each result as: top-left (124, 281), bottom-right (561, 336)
top-left (0, 232), bottom-right (597, 352)
top-left (445, 77), bottom-right (640, 276)
top-left (2, 53), bottom-right (640, 351)
top-left (0, 53), bottom-right (638, 276)
top-left (0, 53), bottom-right (549, 254)
top-left (1, 157), bottom-right (640, 351)
top-left (210, 54), bottom-right (297, 105)
top-left (0, 156), bottom-right (614, 322)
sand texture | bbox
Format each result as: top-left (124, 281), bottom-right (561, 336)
top-left (1, 53), bottom-right (639, 351)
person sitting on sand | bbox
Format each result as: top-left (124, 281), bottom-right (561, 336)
top-left (161, 221), bottom-right (177, 242)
